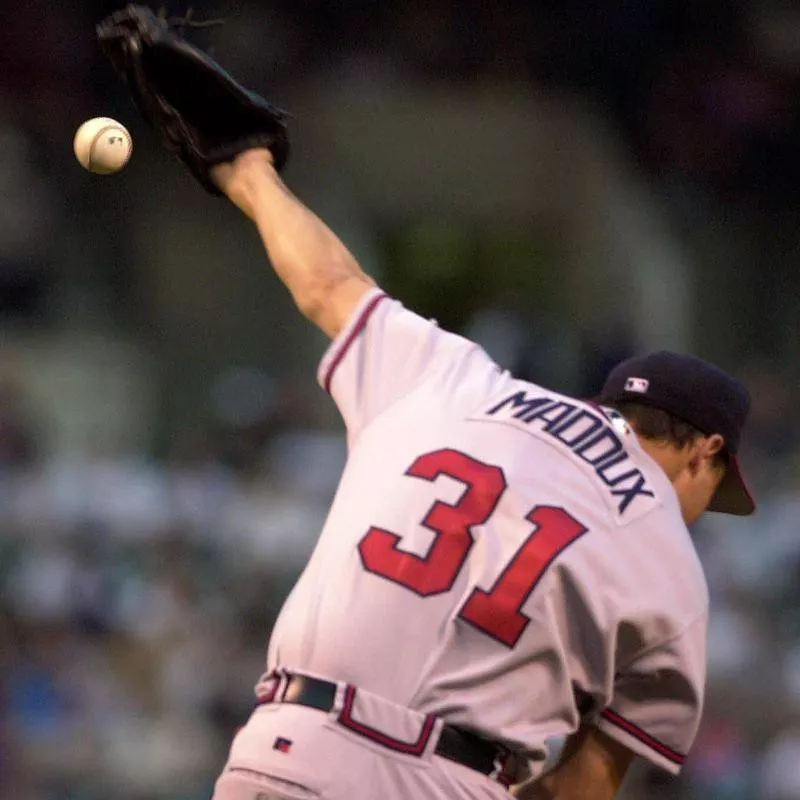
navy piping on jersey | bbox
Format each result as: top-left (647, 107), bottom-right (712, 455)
top-left (337, 685), bottom-right (437, 756)
top-left (322, 291), bottom-right (389, 393)
top-left (600, 708), bottom-right (686, 767)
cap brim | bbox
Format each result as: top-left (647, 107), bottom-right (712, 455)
top-left (708, 455), bottom-right (756, 516)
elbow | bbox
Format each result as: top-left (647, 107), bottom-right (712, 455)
top-left (294, 281), bottom-right (329, 326)
top-left (292, 269), bottom-right (375, 339)
top-left (292, 276), bottom-right (343, 340)
top-left (288, 254), bottom-right (352, 323)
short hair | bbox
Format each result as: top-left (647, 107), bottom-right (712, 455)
top-left (602, 400), bottom-right (728, 466)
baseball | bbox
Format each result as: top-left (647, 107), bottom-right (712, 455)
top-left (73, 117), bottom-right (133, 174)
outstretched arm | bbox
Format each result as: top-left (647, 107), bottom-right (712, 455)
top-left (211, 149), bottom-right (377, 338)
top-left (512, 725), bottom-right (633, 800)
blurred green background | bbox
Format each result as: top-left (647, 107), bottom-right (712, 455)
top-left (2, 1), bottom-right (800, 798)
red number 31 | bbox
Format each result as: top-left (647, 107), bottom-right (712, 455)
top-left (359, 449), bottom-right (588, 648)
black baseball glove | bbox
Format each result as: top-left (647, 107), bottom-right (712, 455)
top-left (96, 5), bottom-right (290, 195)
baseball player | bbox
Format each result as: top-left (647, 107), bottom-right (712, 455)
top-left (202, 148), bottom-right (754, 800)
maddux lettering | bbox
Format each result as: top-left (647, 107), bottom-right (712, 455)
top-left (485, 391), bottom-right (655, 514)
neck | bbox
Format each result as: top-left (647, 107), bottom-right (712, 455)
top-left (634, 435), bottom-right (687, 482)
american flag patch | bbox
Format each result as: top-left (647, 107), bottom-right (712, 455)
top-left (624, 377), bottom-right (650, 393)
top-left (273, 737), bottom-right (293, 753)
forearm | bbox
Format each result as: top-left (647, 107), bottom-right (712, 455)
top-left (511, 726), bottom-right (631, 800)
top-left (511, 777), bottom-right (556, 799)
top-left (512, 772), bottom-right (602, 800)
top-left (216, 152), bottom-right (376, 337)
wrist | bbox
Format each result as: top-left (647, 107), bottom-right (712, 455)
top-left (213, 150), bottom-right (278, 220)
top-left (233, 147), bottom-right (275, 174)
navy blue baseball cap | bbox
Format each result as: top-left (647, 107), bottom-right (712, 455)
top-left (600, 350), bottom-right (755, 516)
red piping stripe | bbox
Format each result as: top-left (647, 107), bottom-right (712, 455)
top-left (601, 708), bottom-right (686, 765)
top-left (338, 685), bottom-right (436, 755)
top-left (322, 292), bottom-right (389, 393)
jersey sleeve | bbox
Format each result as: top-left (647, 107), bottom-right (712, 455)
top-left (595, 614), bottom-right (707, 775)
top-left (317, 288), bottom-right (485, 438)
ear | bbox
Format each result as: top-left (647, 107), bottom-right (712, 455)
top-left (702, 433), bottom-right (725, 460)
top-left (688, 433), bottom-right (725, 471)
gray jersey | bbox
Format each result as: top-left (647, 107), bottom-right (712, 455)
top-left (260, 289), bottom-right (708, 778)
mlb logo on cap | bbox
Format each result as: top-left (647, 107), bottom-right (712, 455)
top-left (624, 377), bottom-right (650, 393)
top-left (273, 737), bottom-right (293, 753)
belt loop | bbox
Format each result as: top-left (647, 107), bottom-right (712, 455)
top-left (331, 680), bottom-right (348, 716)
top-left (260, 668), bottom-right (290, 704)
top-left (426, 716), bottom-right (446, 760)
top-left (257, 670), bottom-right (281, 705)
top-left (276, 669), bottom-right (292, 702)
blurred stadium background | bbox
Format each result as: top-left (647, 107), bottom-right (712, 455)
top-left (2, 1), bottom-right (800, 798)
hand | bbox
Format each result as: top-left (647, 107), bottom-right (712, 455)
top-left (211, 148), bottom-right (276, 219)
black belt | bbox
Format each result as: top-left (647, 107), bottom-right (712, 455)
top-left (257, 673), bottom-right (513, 784)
